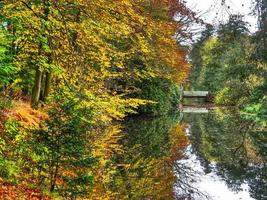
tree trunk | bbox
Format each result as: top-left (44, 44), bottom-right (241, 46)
top-left (31, 67), bottom-right (42, 107)
top-left (43, 72), bottom-right (52, 100)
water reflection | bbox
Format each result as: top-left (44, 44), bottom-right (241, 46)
top-left (178, 108), bottom-right (267, 200)
top-left (112, 114), bottom-right (189, 200)
top-left (111, 107), bottom-right (266, 200)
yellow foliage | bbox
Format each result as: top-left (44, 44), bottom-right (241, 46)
top-left (7, 101), bottom-right (48, 129)
top-left (168, 123), bottom-right (190, 161)
top-left (89, 125), bottom-right (124, 199)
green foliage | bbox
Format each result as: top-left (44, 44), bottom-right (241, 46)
top-left (0, 119), bottom-right (22, 184)
top-left (217, 15), bottom-right (249, 42)
top-left (190, 15), bottom-right (267, 122)
top-left (134, 78), bottom-right (181, 115)
top-left (0, 26), bottom-right (17, 88)
top-left (189, 24), bottom-right (214, 89)
top-left (242, 98), bottom-right (267, 126)
top-left (0, 94), bottom-right (98, 198)
top-left (0, 96), bottom-right (13, 110)
top-left (32, 94), bottom-right (96, 198)
top-left (215, 80), bottom-right (248, 106)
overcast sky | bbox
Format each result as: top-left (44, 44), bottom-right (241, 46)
top-left (185, 0), bottom-right (258, 32)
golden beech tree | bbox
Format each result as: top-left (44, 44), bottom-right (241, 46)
top-left (3, 0), bottom-right (190, 105)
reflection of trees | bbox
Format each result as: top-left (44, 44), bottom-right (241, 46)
top-left (123, 115), bottom-right (181, 159)
top-left (183, 109), bottom-right (267, 199)
top-left (173, 160), bottom-right (210, 200)
top-left (108, 114), bottom-right (210, 200)
top-left (247, 131), bottom-right (267, 200)
top-left (109, 114), bottom-right (186, 199)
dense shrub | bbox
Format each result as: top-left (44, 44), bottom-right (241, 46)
top-left (215, 80), bottom-right (249, 106)
top-left (134, 78), bottom-right (181, 116)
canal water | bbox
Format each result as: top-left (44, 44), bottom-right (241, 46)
top-left (121, 104), bottom-right (266, 199)
top-left (176, 108), bottom-right (267, 200)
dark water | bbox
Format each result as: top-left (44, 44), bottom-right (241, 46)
top-left (120, 107), bottom-right (267, 200)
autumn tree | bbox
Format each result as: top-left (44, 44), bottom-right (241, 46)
top-left (0, 0), bottom-right (194, 198)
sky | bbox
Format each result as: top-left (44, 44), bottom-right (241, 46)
top-left (185, 0), bottom-right (258, 32)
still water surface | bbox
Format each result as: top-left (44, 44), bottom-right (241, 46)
top-left (123, 107), bottom-right (266, 199)
top-left (175, 108), bottom-right (267, 200)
